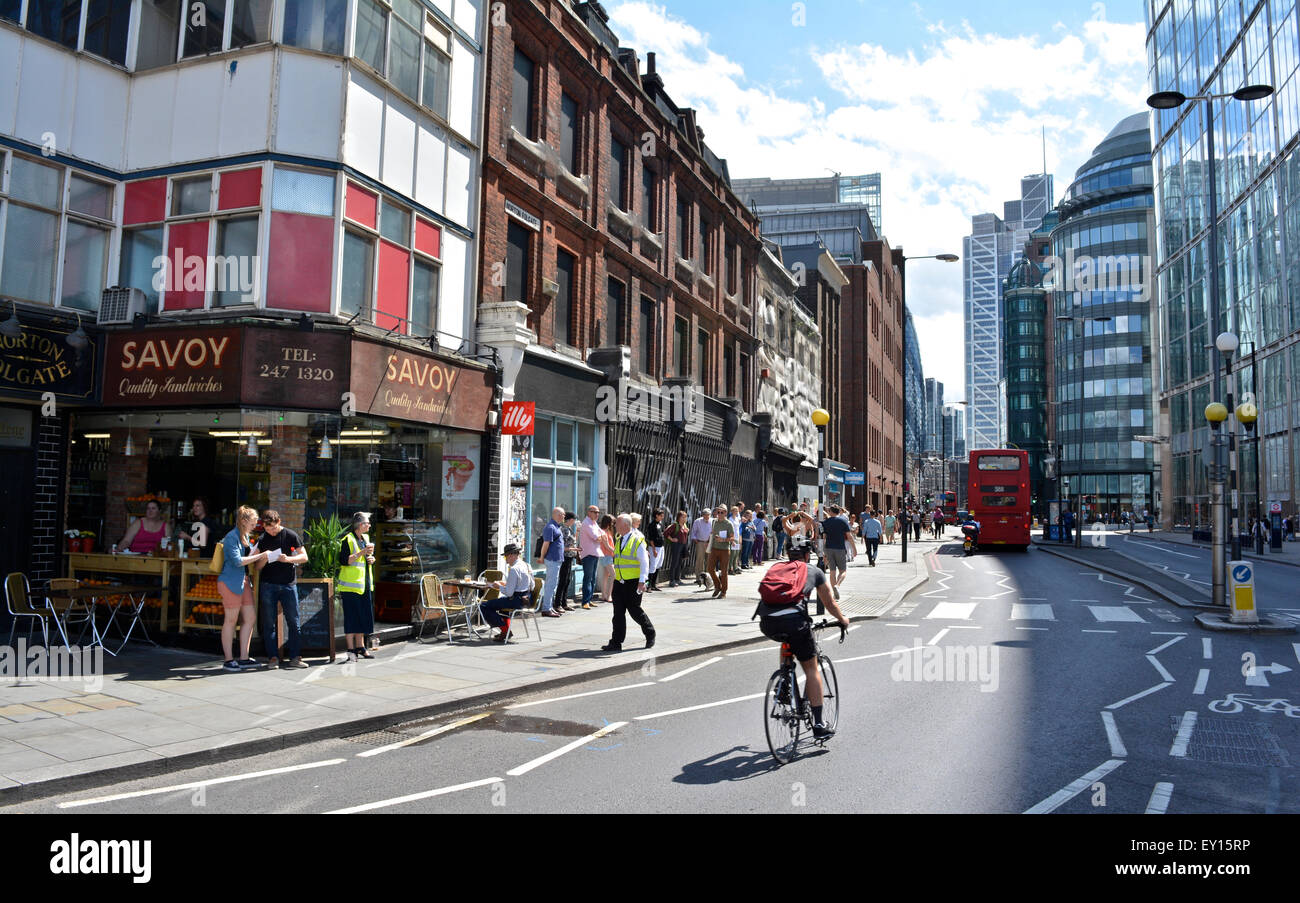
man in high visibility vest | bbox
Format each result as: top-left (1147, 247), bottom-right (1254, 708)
top-left (601, 515), bottom-right (656, 652)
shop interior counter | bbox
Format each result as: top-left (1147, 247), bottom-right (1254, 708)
top-left (68, 552), bottom-right (183, 632)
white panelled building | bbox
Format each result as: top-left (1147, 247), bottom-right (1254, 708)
top-left (0, 0), bottom-right (485, 337)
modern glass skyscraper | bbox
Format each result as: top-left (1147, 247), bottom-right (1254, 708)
top-left (1147, 0), bottom-right (1300, 526)
top-left (732, 174), bottom-right (882, 264)
top-left (904, 308), bottom-right (926, 478)
top-left (964, 174), bottom-right (1055, 451)
top-left (924, 378), bottom-right (944, 454)
top-left (1049, 114), bottom-right (1156, 521)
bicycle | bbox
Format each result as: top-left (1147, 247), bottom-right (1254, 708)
top-left (764, 620), bottom-right (846, 765)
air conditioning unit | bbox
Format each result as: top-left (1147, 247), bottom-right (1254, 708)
top-left (97, 287), bottom-right (148, 325)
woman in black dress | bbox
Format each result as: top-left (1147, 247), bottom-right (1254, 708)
top-left (337, 511), bottom-right (377, 661)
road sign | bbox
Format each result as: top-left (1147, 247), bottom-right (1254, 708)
top-left (845, 472), bottom-right (865, 486)
top-left (1271, 501), bottom-right (1283, 514)
top-left (1228, 560), bottom-right (1258, 625)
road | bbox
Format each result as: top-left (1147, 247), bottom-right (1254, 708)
top-left (7, 543), bottom-right (1298, 814)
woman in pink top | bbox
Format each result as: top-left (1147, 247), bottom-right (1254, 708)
top-left (117, 500), bottom-right (171, 554)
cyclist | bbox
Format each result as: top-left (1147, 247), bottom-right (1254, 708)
top-left (756, 533), bottom-right (850, 739)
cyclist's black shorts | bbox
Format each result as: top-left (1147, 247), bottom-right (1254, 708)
top-left (759, 615), bottom-right (816, 664)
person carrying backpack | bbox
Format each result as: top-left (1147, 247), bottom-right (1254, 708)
top-left (753, 534), bottom-right (849, 740)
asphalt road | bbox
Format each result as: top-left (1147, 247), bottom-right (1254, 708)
top-left (7, 543), bottom-right (1298, 814)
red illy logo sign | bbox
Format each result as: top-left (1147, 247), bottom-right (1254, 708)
top-left (501, 402), bottom-right (535, 436)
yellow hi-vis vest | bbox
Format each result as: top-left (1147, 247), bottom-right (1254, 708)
top-left (338, 532), bottom-right (374, 594)
top-left (613, 532), bottom-right (645, 582)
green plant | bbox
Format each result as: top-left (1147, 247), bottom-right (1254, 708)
top-left (303, 514), bottom-right (347, 581)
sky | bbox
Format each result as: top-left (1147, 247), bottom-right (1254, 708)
top-left (602, 0), bottom-right (1151, 405)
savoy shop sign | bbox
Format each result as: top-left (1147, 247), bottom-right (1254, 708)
top-left (102, 327), bottom-right (242, 406)
top-left (0, 322), bottom-right (97, 401)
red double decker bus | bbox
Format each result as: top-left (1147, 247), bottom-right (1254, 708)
top-left (938, 491), bottom-right (957, 524)
top-left (967, 449), bottom-right (1031, 550)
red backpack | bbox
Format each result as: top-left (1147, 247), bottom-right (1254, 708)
top-left (755, 561), bottom-right (809, 616)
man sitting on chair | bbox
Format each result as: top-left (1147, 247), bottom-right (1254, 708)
top-left (487, 544), bottom-right (532, 644)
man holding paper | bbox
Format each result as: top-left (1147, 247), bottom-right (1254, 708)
top-left (255, 510), bottom-right (310, 668)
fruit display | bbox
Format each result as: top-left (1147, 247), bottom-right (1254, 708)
top-left (78, 578), bottom-right (161, 609)
top-left (186, 575), bottom-right (223, 601)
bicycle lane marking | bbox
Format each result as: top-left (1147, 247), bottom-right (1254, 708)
top-left (1170, 711), bottom-right (1198, 757)
top-left (633, 694), bottom-right (765, 721)
top-left (1024, 759), bottom-right (1125, 814)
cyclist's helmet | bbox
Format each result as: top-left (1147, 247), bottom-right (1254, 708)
top-left (787, 533), bottom-right (813, 558)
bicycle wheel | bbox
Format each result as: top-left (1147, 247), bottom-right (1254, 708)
top-left (764, 669), bottom-right (801, 765)
top-left (817, 654), bottom-right (840, 732)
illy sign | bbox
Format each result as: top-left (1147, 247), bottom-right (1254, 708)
top-left (501, 402), bottom-right (535, 436)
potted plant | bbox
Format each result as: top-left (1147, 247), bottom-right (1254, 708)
top-left (79, 531), bottom-right (96, 553)
top-left (65, 529), bottom-right (81, 552)
top-left (303, 514), bottom-right (346, 581)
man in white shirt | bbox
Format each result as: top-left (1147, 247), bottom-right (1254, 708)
top-left (728, 506), bottom-right (743, 575)
top-left (487, 544), bottom-right (533, 643)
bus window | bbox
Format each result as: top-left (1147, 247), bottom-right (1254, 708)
top-left (976, 456), bottom-right (1022, 471)
top-left (981, 495), bottom-right (1020, 507)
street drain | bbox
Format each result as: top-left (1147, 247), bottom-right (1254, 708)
top-left (1169, 716), bottom-right (1290, 768)
top-left (342, 729), bottom-right (410, 747)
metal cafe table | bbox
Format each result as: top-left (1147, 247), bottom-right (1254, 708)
top-left (45, 583), bottom-right (161, 655)
top-left (68, 551), bottom-right (179, 632)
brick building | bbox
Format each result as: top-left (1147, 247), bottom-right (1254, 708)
top-left (476, 0), bottom-right (768, 558)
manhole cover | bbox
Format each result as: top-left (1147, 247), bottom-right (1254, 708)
top-left (342, 729), bottom-right (409, 747)
top-left (1169, 716), bottom-right (1290, 767)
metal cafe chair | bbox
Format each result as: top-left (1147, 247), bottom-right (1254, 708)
top-left (5, 572), bottom-right (49, 646)
top-left (44, 577), bottom-right (97, 648)
top-left (415, 574), bottom-right (464, 644)
top-left (502, 576), bottom-right (544, 644)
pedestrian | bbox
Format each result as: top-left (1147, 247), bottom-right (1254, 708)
top-left (861, 508), bottom-right (883, 567)
top-left (1063, 508), bottom-right (1075, 544)
top-left (579, 505), bottom-right (604, 609)
top-left (598, 514), bottom-right (617, 601)
top-left (664, 510), bottom-right (689, 587)
top-left (707, 506), bottom-right (733, 599)
top-left (933, 508), bottom-right (945, 539)
top-left (913, 508), bottom-right (923, 542)
top-left (773, 508), bottom-right (787, 558)
top-left (752, 510), bottom-right (767, 565)
top-left (819, 505), bottom-right (856, 598)
top-left (337, 511), bottom-right (377, 663)
top-left (884, 509), bottom-right (896, 544)
top-left (728, 506), bottom-right (743, 575)
top-left (740, 511), bottom-right (754, 571)
top-left (216, 506), bottom-right (272, 671)
top-left (552, 511), bottom-right (579, 611)
top-left (536, 506), bottom-right (565, 619)
top-left (601, 515), bottom-right (656, 652)
top-left (485, 544), bottom-right (531, 643)
top-left (691, 508), bottom-right (713, 588)
top-left (645, 508), bottom-right (666, 591)
top-left (921, 509), bottom-right (933, 539)
top-left (254, 509), bottom-right (310, 669)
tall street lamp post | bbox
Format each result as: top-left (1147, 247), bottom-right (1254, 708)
top-left (1148, 83), bottom-right (1274, 606)
top-left (901, 252), bottom-right (960, 564)
top-left (812, 407), bottom-right (830, 515)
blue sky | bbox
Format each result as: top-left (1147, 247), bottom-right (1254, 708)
top-left (603, 0), bottom-right (1150, 402)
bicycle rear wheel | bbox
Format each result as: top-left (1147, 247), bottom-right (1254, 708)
top-left (764, 669), bottom-right (801, 764)
top-left (818, 654), bottom-right (840, 732)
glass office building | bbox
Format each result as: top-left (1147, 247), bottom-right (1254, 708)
top-left (1146, 0), bottom-right (1300, 525)
top-left (1049, 114), bottom-right (1157, 522)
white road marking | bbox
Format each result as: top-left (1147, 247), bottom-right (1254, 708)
top-left (1147, 636), bottom-right (1186, 656)
top-left (1203, 638), bottom-right (1214, 660)
top-left (1293, 643), bottom-right (1300, 667)
top-left (1101, 711), bottom-right (1127, 757)
top-left (506, 682), bottom-right (655, 709)
top-left (926, 602), bottom-right (978, 620)
top-left (356, 713), bottom-right (491, 758)
top-left (1071, 599), bottom-right (1102, 604)
top-left (1082, 630), bottom-right (1118, 634)
top-left (1011, 603), bottom-right (1055, 621)
top-left (1150, 631), bottom-right (1188, 636)
top-left (506, 723), bottom-right (627, 776)
top-left (1127, 539), bottom-right (1199, 559)
top-left (960, 559), bottom-right (974, 570)
top-left (327, 776), bottom-right (503, 814)
top-left (634, 695), bottom-right (765, 721)
top-left (1170, 711), bottom-right (1198, 757)
top-left (1024, 759), bottom-right (1125, 814)
top-left (59, 759), bottom-right (347, 808)
top-left (1145, 783), bottom-right (1175, 814)
top-left (927, 629), bottom-right (951, 646)
top-left (886, 623), bottom-right (921, 628)
top-left (1017, 627), bottom-right (1050, 631)
top-left (659, 656), bottom-right (723, 683)
top-left (727, 646), bottom-right (779, 656)
top-left (1146, 655), bottom-right (1175, 682)
top-left (1105, 682), bottom-right (1173, 710)
top-left (837, 645), bottom-right (922, 663)
top-left (1089, 606), bottom-right (1146, 623)
top-left (1193, 669), bottom-right (1210, 696)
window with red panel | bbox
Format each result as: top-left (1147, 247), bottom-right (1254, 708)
top-left (267, 167), bottom-right (338, 312)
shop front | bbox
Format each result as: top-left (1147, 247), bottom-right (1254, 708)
top-left (68, 323), bottom-right (495, 636)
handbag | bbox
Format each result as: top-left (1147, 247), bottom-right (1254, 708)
top-left (208, 540), bottom-right (225, 574)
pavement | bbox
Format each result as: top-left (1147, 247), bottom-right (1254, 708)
top-left (0, 538), bottom-right (933, 801)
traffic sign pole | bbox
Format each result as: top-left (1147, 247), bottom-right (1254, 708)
top-left (1228, 560), bottom-right (1259, 624)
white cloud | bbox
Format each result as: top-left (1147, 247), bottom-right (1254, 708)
top-left (605, 1), bottom-right (1148, 404)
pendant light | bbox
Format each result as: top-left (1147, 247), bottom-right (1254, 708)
top-left (180, 431), bottom-right (195, 458)
top-left (319, 435), bottom-right (333, 460)
top-left (123, 432), bottom-right (136, 457)
top-left (245, 434), bottom-right (259, 457)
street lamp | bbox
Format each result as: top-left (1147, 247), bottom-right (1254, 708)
top-left (812, 407), bottom-right (830, 514)
top-left (1056, 313), bottom-right (1112, 547)
top-left (901, 252), bottom-right (960, 563)
top-left (1216, 331), bottom-right (1243, 565)
top-left (1148, 84), bottom-right (1273, 607)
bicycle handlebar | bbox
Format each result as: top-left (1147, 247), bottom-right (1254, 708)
top-left (811, 619), bottom-right (848, 644)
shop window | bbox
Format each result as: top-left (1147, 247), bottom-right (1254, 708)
top-left (229, 0), bottom-right (272, 48)
top-left (555, 421), bottom-right (574, 464)
top-left (534, 418), bottom-right (552, 462)
top-left (282, 0), bottom-right (346, 55)
top-left (525, 415), bottom-right (595, 561)
top-left (267, 168), bottom-right (335, 312)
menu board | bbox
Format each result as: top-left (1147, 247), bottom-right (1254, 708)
top-left (291, 579), bottom-right (338, 660)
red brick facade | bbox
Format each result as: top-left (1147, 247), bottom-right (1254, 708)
top-left (479, 0), bottom-right (762, 399)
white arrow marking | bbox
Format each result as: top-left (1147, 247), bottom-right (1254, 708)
top-left (1146, 655), bottom-right (1175, 682)
top-left (1147, 635), bottom-right (1186, 656)
top-left (1245, 663), bottom-right (1293, 688)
